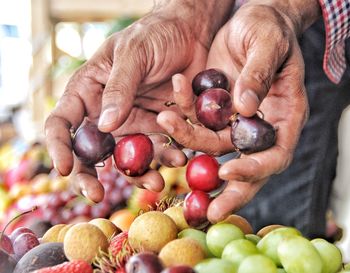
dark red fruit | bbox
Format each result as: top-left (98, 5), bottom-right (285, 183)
top-left (0, 249), bottom-right (17, 273)
top-left (196, 88), bottom-right (232, 131)
top-left (183, 191), bottom-right (212, 229)
top-left (161, 266), bottom-right (195, 273)
top-left (231, 114), bottom-right (276, 154)
top-left (13, 232), bottom-right (39, 261)
top-left (192, 68), bottom-right (230, 96)
top-left (186, 154), bottom-right (222, 192)
top-left (125, 252), bottom-right (164, 273)
top-left (72, 120), bottom-right (115, 166)
top-left (114, 134), bottom-right (154, 177)
top-left (0, 233), bottom-right (14, 254)
top-left (10, 227), bottom-right (35, 242)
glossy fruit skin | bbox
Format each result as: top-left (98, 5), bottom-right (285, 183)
top-left (10, 227), bottom-right (35, 242)
top-left (72, 121), bottom-right (115, 166)
top-left (192, 69), bottom-right (230, 96)
top-left (114, 134), bottom-right (154, 176)
top-left (183, 191), bottom-right (212, 228)
top-left (0, 233), bottom-right (14, 254)
top-left (186, 154), bottom-right (222, 192)
top-left (125, 252), bottom-right (164, 273)
top-left (231, 114), bottom-right (276, 154)
top-left (0, 249), bottom-right (17, 273)
top-left (13, 232), bottom-right (40, 261)
top-left (196, 88), bottom-right (233, 131)
top-left (160, 265), bottom-right (196, 273)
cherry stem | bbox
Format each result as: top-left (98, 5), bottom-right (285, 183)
top-left (0, 206), bottom-right (38, 240)
top-left (164, 101), bottom-right (176, 107)
top-left (146, 132), bottom-right (173, 147)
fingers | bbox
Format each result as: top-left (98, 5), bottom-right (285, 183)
top-left (157, 110), bottom-right (234, 156)
top-left (208, 179), bottom-right (265, 223)
top-left (172, 74), bottom-right (198, 122)
top-left (123, 169), bottom-right (165, 192)
top-left (98, 43), bottom-right (144, 132)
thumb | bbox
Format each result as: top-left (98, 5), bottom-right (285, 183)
top-left (98, 54), bottom-right (143, 132)
top-left (233, 47), bottom-right (286, 117)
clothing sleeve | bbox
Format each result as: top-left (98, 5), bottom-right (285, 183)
top-left (318, 0), bottom-right (350, 83)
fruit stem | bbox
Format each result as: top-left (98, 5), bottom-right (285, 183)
top-left (0, 206), bottom-right (38, 240)
top-left (146, 132), bottom-right (173, 147)
top-left (164, 101), bottom-right (176, 107)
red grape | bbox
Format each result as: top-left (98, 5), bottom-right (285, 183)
top-left (231, 114), bottom-right (276, 154)
top-left (186, 154), bottom-right (222, 192)
top-left (192, 68), bottom-right (230, 96)
top-left (161, 266), bottom-right (195, 273)
top-left (126, 252), bottom-right (164, 273)
top-left (196, 88), bottom-right (232, 131)
top-left (13, 232), bottom-right (39, 261)
top-left (183, 191), bottom-right (212, 229)
top-left (72, 120), bottom-right (115, 166)
top-left (114, 134), bottom-right (154, 176)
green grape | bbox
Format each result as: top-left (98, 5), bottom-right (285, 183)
top-left (178, 228), bottom-right (213, 257)
top-left (222, 239), bottom-right (259, 268)
top-left (194, 258), bottom-right (237, 273)
top-left (257, 226), bottom-right (302, 266)
top-left (277, 268), bottom-right (287, 273)
top-left (277, 236), bottom-right (323, 273)
top-left (237, 254), bottom-right (277, 273)
top-left (245, 234), bottom-right (261, 245)
top-left (344, 263), bottom-right (350, 270)
top-left (311, 238), bottom-right (342, 273)
top-left (206, 223), bottom-right (244, 257)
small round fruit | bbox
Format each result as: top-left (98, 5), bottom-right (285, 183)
top-left (72, 121), bottom-right (115, 166)
top-left (57, 224), bottom-right (74, 243)
top-left (196, 88), bottom-right (232, 131)
top-left (0, 233), bottom-right (14, 254)
top-left (114, 133), bottom-right (154, 176)
top-left (231, 114), bottom-right (276, 154)
top-left (128, 211), bottom-right (178, 253)
top-left (10, 227), bottom-right (35, 242)
top-left (206, 223), bottom-right (245, 257)
top-left (183, 191), bottom-right (212, 229)
top-left (63, 223), bottom-right (109, 263)
top-left (222, 239), bottom-right (259, 268)
top-left (178, 228), bottom-right (213, 258)
top-left (195, 258), bottom-right (236, 273)
top-left (13, 233), bottom-right (40, 261)
top-left (192, 69), bottom-right (230, 95)
top-left (256, 224), bottom-right (285, 238)
top-left (163, 206), bottom-right (189, 231)
top-left (221, 214), bottom-right (254, 235)
top-left (161, 265), bottom-right (195, 273)
top-left (237, 254), bottom-right (278, 273)
top-left (0, 249), bottom-right (17, 273)
top-left (159, 238), bottom-right (205, 267)
top-left (89, 218), bottom-right (120, 239)
top-left (311, 238), bottom-right (342, 273)
top-left (125, 252), bottom-right (164, 273)
top-left (186, 154), bottom-right (222, 192)
top-left (277, 236), bottom-right (323, 273)
top-left (42, 224), bottom-right (67, 243)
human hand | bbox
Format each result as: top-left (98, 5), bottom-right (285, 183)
top-left (157, 1), bottom-right (321, 222)
top-left (44, 1), bottom-right (233, 202)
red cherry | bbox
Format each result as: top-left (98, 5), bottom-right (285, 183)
top-left (186, 154), bottom-right (222, 192)
top-left (195, 88), bottom-right (233, 131)
top-left (114, 134), bottom-right (154, 177)
top-left (183, 190), bottom-right (212, 228)
top-left (0, 233), bottom-right (14, 254)
top-left (9, 227), bottom-right (35, 243)
top-left (192, 68), bottom-right (230, 96)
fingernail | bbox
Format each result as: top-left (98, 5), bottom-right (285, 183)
top-left (240, 89), bottom-right (259, 108)
top-left (81, 189), bottom-right (88, 198)
top-left (98, 106), bottom-right (118, 127)
top-left (172, 75), bottom-right (181, 93)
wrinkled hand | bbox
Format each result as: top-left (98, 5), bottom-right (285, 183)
top-left (157, 3), bottom-right (311, 222)
top-left (45, 9), bottom-right (209, 202)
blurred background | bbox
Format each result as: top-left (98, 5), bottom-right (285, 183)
top-left (1, 0), bottom-right (350, 259)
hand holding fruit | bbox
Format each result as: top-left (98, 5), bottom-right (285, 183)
top-left (158, 2), bottom-right (310, 222)
top-left (44, 1), bottom-right (234, 201)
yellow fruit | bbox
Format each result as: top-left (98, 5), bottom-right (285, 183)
top-left (220, 214), bottom-right (254, 234)
top-left (164, 206), bottom-right (189, 231)
top-left (89, 218), bottom-right (120, 240)
top-left (63, 223), bottom-right (109, 263)
top-left (159, 166), bottom-right (179, 186)
top-left (128, 211), bottom-right (178, 253)
top-left (159, 238), bottom-right (205, 267)
top-left (57, 224), bottom-right (74, 243)
top-left (31, 174), bottom-right (51, 194)
top-left (109, 209), bottom-right (136, 232)
top-left (42, 224), bottom-right (67, 243)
